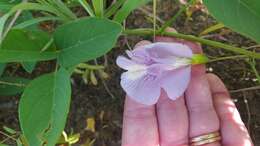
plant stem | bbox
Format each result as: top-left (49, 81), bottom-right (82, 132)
top-left (0, 81), bottom-right (26, 87)
top-left (159, 0), bottom-right (194, 32)
top-left (208, 55), bottom-right (248, 63)
top-left (123, 29), bottom-right (260, 59)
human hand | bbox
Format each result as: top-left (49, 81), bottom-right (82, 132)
top-left (121, 34), bottom-right (253, 146)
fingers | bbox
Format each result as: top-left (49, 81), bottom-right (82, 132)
top-left (155, 29), bottom-right (189, 146)
top-left (156, 91), bottom-right (189, 146)
top-left (122, 40), bottom-right (159, 146)
top-left (122, 97), bottom-right (159, 146)
top-left (185, 73), bottom-right (220, 146)
top-left (207, 74), bottom-right (254, 146)
top-left (184, 42), bottom-right (220, 145)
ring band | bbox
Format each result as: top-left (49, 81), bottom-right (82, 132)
top-left (190, 131), bottom-right (221, 146)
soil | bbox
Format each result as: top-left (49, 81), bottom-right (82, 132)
top-left (0, 0), bottom-right (260, 146)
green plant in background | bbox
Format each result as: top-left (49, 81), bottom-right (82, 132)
top-left (0, 0), bottom-right (259, 146)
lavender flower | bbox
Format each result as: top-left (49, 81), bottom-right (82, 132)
top-left (116, 42), bottom-right (193, 105)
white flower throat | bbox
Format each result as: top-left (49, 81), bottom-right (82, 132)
top-left (126, 56), bottom-right (191, 80)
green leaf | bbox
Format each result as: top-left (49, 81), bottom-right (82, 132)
top-left (0, 0), bottom-right (21, 13)
top-left (92, 0), bottom-right (104, 17)
top-left (78, 0), bottom-right (95, 17)
top-left (105, 0), bottom-right (126, 18)
top-left (0, 29), bottom-right (58, 63)
top-left (3, 126), bottom-right (17, 135)
top-left (0, 77), bottom-right (30, 96)
top-left (0, 14), bottom-right (11, 41)
top-left (203, 0), bottom-right (260, 43)
top-left (199, 23), bottom-right (224, 36)
top-left (19, 68), bottom-right (71, 146)
top-left (0, 63), bottom-right (6, 76)
top-left (14, 16), bottom-right (62, 29)
top-left (54, 17), bottom-right (122, 68)
top-left (113, 0), bottom-right (151, 23)
top-left (21, 62), bottom-right (37, 73)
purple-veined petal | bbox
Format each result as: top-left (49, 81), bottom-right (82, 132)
top-left (146, 42), bottom-right (193, 59)
top-left (120, 71), bottom-right (161, 105)
top-left (160, 66), bottom-right (191, 100)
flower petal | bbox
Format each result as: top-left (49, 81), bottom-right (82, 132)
top-left (116, 56), bottom-right (146, 71)
top-left (120, 71), bottom-right (161, 105)
top-left (146, 42), bottom-right (193, 59)
top-left (160, 66), bottom-right (191, 100)
top-left (126, 49), bottom-right (153, 65)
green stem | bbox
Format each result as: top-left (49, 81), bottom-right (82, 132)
top-left (123, 29), bottom-right (260, 59)
top-left (159, 0), bottom-right (194, 32)
top-left (208, 55), bottom-right (248, 63)
top-left (0, 81), bottom-right (26, 87)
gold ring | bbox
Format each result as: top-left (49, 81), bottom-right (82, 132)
top-left (190, 131), bottom-right (221, 146)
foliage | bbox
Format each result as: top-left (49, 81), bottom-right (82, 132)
top-left (203, 0), bottom-right (260, 43)
top-left (0, 0), bottom-right (259, 145)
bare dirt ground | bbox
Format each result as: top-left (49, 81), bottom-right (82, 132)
top-left (0, 0), bottom-right (260, 146)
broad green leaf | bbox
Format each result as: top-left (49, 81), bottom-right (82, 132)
top-left (21, 62), bottom-right (36, 73)
top-left (0, 77), bottom-right (30, 96)
top-left (203, 0), bottom-right (260, 43)
top-left (19, 68), bottom-right (71, 146)
top-left (54, 17), bottom-right (122, 68)
top-left (0, 29), bottom-right (58, 63)
top-left (113, 0), bottom-right (151, 23)
top-left (0, 63), bottom-right (6, 76)
top-left (92, 0), bottom-right (104, 17)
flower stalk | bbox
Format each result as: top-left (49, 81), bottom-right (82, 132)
top-left (123, 29), bottom-right (260, 59)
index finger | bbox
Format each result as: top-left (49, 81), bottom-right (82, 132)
top-left (121, 41), bottom-right (159, 146)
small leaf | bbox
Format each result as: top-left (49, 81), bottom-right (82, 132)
top-left (92, 0), bottom-right (104, 17)
top-left (3, 126), bottom-right (16, 135)
top-left (78, 0), bottom-right (95, 17)
top-left (21, 62), bottom-right (36, 73)
top-left (67, 133), bottom-right (80, 144)
top-left (113, 0), bottom-right (151, 23)
top-left (199, 23), bottom-right (225, 36)
top-left (0, 77), bottom-right (30, 96)
top-left (54, 17), bottom-right (122, 68)
top-left (19, 68), bottom-right (71, 146)
top-left (90, 71), bottom-right (97, 85)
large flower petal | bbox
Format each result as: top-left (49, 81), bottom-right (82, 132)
top-left (120, 71), bottom-right (161, 105)
top-left (146, 42), bottom-right (193, 59)
top-left (160, 66), bottom-right (191, 100)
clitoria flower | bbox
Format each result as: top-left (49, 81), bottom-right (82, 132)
top-left (116, 42), bottom-right (194, 105)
